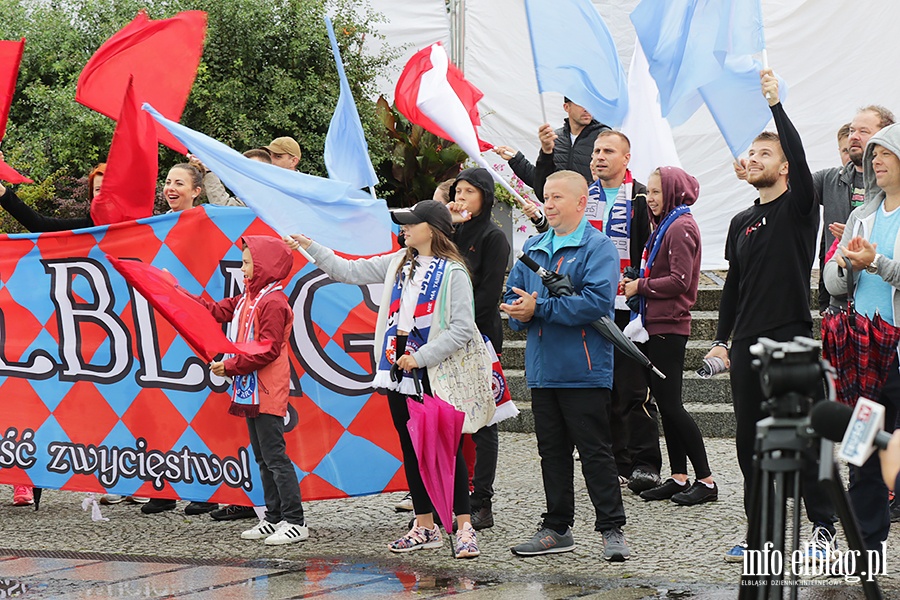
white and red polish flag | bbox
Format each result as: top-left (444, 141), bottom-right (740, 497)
top-left (395, 42), bottom-right (493, 154)
top-left (394, 42), bottom-right (533, 206)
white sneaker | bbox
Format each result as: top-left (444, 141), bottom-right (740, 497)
top-left (241, 519), bottom-right (283, 540)
top-left (99, 494), bottom-right (125, 505)
top-left (264, 521), bottom-right (309, 545)
top-left (805, 526), bottom-right (837, 564)
top-left (394, 492), bottom-right (413, 512)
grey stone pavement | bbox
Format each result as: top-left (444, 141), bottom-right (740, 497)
top-left (2, 433), bottom-right (899, 598)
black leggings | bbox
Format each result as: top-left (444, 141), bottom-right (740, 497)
top-left (387, 336), bottom-right (470, 522)
top-left (646, 333), bottom-right (712, 480)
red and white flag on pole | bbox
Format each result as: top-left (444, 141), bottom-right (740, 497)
top-left (394, 43), bottom-right (535, 207)
top-left (395, 42), bottom-right (492, 154)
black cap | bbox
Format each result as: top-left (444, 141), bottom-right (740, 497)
top-left (390, 200), bottom-right (453, 236)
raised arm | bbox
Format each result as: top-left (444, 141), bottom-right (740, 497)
top-left (0, 185), bottom-right (92, 232)
top-left (763, 70), bottom-right (817, 215)
top-left (287, 235), bottom-right (398, 286)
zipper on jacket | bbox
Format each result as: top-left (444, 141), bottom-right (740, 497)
top-left (555, 256), bottom-right (565, 273)
top-left (582, 329), bottom-right (592, 371)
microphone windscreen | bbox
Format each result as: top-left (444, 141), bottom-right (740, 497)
top-left (810, 401), bottom-right (853, 443)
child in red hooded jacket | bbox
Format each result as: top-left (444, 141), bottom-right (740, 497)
top-left (205, 235), bottom-right (306, 546)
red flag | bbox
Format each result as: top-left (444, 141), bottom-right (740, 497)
top-left (90, 78), bottom-right (158, 226)
top-left (0, 38), bottom-right (32, 184)
top-left (106, 255), bottom-right (271, 363)
top-left (0, 37), bottom-right (25, 140)
top-left (76, 10), bottom-right (207, 155)
top-left (395, 42), bottom-right (492, 152)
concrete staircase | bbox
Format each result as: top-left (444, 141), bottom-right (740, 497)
top-left (496, 275), bottom-right (821, 437)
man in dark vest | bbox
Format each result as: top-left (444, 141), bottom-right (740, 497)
top-left (495, 98), bottom-right (609, 200)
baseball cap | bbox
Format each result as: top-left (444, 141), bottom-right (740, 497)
top-left (264, 136), bottom-right (302, 159)
top-left (390, 200), bottom-right (454, 236)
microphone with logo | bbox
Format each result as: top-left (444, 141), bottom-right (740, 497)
top-left (810, 398), bottom-right (890, 467)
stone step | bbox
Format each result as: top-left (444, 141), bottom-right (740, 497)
top-left (504, 339), bottom-right (730, 372)
top-left (500, 369), bottom-right (735, 436)
top-left (502, 368), bottom-right (733, 406)
top-left (497, 399), bottom-right (735, 438)
top-left (693, 285), bottom-right (819, 312)
top-left (500, 311), bottom-right (822, 346)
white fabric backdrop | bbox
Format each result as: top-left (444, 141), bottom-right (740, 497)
top-left (367, 0), bottom-right (900, 269)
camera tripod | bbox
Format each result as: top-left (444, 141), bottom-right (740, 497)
top-left (739, 338), bottom-right (882, 599)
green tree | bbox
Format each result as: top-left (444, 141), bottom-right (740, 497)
top-left (0, 0), bottom-right (396, 231)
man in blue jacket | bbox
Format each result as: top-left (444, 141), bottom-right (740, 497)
top-left (501, 170), bottom-right (629, 562)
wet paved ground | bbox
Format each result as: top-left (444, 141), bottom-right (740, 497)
top-left (1, 434), bottom-right (897, 598)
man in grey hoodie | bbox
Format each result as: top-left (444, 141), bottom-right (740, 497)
top-left (824, 122), bottom-right (900, 557)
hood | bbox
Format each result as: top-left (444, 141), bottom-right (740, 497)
top-left (651, 166), bottom-right (699, 224)
top-left (450, 168), bottom-right (497, 248)
top-left (863, 123), bottom-right (900, 206)
top-left (450, 167), bottom-right (496, 218)
top-left (242, 235), bottom-right (293, 296)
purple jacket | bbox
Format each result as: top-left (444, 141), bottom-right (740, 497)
top-left (636, 167), bottom-right (701, 336)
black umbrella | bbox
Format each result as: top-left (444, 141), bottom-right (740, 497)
top-left (516, 253), bottom-right (666, 379)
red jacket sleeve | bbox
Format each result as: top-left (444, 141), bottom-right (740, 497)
top-left (192, 293), bottom-right (241, 323)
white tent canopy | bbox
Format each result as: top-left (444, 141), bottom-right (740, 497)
top-left (367, 0), bottom-right (900, 269)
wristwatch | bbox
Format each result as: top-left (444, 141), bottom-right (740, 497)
top-left (866, 254), bottom-right (883, 274)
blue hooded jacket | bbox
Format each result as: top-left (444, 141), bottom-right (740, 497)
top-left (505, 220), bottom-right (619, 389)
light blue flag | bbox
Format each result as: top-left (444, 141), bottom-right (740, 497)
top-left (143, 104), bottom-right (392, 256)
top-left (631, 0), bottom-right (780, 157)
top-left (699, 54), bottom-right (786, 158)
top-left (524, 0), bottom-right (628, 127)
top-left (323, 16), bottom-right (378, 189)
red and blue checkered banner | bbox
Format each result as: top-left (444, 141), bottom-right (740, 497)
top-left (0, 205), bottom-right (405, 504)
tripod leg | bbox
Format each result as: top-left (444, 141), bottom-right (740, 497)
top-left (818, 440), bottom-right (883, 600)
top-left (740, 432), bottom-right (766, 600)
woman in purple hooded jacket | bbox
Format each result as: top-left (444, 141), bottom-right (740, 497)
top-left (623, 166), bottom-right (717, 506)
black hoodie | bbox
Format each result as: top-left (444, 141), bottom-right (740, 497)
top-left (450, 168), bottom-right (511, 352)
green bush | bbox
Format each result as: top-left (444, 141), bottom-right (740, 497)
top-left (0, 0), bottom-right (395, 231)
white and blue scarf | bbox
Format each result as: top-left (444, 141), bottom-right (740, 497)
top-left (372, 256), bottom-right (448, 395)
top-left (624, 205), bottom-right (691, 342)
top-left (587, 171), bottom-right (634, 310)
top-left (228, 281), bottom-right (282, 417)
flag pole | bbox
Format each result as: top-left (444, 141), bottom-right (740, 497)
top-left (368, 185), bottom-right (378, 202)
top-left (523, 2), bottom-right (549, 124)
top-left (758, 0), bottom-right (770, 99)
top-left (475, 154), bottom-right (541, 209)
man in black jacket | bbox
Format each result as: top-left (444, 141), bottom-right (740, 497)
top-left (495, 98), bottom-right (609, 200)
top-left (580, 131), bottom-right (659, 494)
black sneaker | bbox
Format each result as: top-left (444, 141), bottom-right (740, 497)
top-left (211, 505), bottom-right (257, 521)
top-left (141, 499), bottom-right (177, 514)
top-left (510, 524), bottom-right (575, 556)
top-left (671, 481), bottom-right (718, 505)
top-left (640, 478), bottom-right (691, 501)
top-left (185, 501), bottom-right (219, 516)
top-left (891, 497), bottom-right (900, 523)
top-left (470, 505), bottom-right (494, 530)
top-left (627, 469), bottom-right (661, 494)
